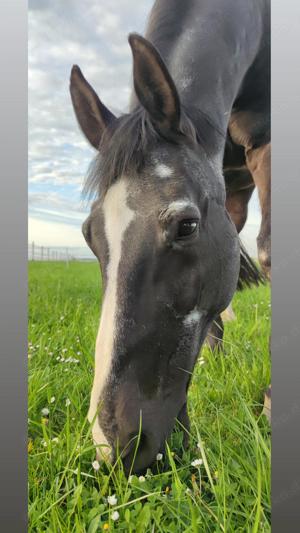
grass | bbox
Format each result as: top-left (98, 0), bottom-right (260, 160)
top-left (28, 261), bottom-right (271, 532)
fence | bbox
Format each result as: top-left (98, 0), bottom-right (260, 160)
top-left (28, 242), bottom-right (95, 262)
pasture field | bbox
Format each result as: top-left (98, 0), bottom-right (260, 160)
top-left (28, 261), bottom-right (271, 532)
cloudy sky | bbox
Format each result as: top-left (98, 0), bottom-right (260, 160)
top-left (28, 0), bottom-right (260, 257)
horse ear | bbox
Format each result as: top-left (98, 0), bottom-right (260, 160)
top-left (128, 33), bottom-right (180, 135)
top-left (70, 65), bottom-right (116, 149)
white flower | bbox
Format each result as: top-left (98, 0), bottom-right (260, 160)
top-left (191, 458), bottom-right (203, 467)
top-left (156, 453), bottom-right (163, 461)
top-left (199, 357), bottom-right (206, 366)
top-left (92, 460), bottom-right (100, 471)
top-left (107, 494), bottom-right (118, 506)
top-left (41, 407), bottom-right (49, 416)
top-left (42, 440), bottom-right (47, 447)
top-left (50, 396), bottom-right (55, 403)
top-left (65, 398), bottom-right (71, 407)
top-left (111, 511), bottom-right (120, 521)
top-left (77, 351), bottom-right (81, 355)
top-left (60, 316), bottom-right (65, 321)
top-left (52, 437), bottom-right (59, 443)
top-left (128, 475), bottom-right (134, 483)
top-left (138, 475), bottom-right (146, 483)
top-left (186, 488), bottom-right (192, 495)
top-left (62, 348), bottom-right (67, 353)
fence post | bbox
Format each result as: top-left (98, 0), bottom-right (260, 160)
top-left (32, 241), bottom-right (35, 261)
top-left (65, 247), bottom-right (69, 266)
top-left (47, 247), bottom-right (50, 261)
top-left (41, 246), bottom-right (44, 261)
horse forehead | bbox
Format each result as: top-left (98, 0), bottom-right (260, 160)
top-left (153, 162), bottom-right (174, 179)
top-left (102, 178), bottom-right (135, 223)
top-left (101, 164), bottom-right (196, 221)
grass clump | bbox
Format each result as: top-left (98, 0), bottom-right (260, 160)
top-left (28, 261), bottom-right (271, 532)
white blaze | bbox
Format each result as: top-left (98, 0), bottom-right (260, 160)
top-left (88, 179), bottom-right (135, 455)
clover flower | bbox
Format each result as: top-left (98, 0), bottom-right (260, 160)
top-left (111, 511), bottom-right (119, 521)
top-left (107, 494), bottom-right (118, 506)
top-left (92, 460), bottom-right (100, 471)
top-left (191, 458), bottom-right (203, 467)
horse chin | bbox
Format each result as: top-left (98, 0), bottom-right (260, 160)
top-left (95, 442), bottom-right (112, 464)
top-left (176, 401), bottom-right (191, 448)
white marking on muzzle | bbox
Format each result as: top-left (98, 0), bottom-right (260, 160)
top-left (88, 178), bottom-right (135, 456)
top-left (184, 307), bottom-right (202, 326)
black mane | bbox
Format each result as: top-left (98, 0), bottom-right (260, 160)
top-left (83, 105), bottom-right (223, 200)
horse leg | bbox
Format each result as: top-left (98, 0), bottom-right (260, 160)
top-left (246, 143), bottom-right (271, 420)
top-left (225, 184), bottom-right (255, 233)
top-left (245, 143), bottom-right (271, 279)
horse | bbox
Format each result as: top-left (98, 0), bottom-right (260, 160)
top-left (70, 0), bottom-right (270, 473)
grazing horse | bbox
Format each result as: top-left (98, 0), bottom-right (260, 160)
top-left (70, 0), bottom-right (270, 473)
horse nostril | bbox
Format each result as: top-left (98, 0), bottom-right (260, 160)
top-left (120, 431), bottom-right (158, 475)
top-left (118, 432), bottom-right (140, 460)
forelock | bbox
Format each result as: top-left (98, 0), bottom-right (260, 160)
top-left (82, 106), bottom-right (200, 200)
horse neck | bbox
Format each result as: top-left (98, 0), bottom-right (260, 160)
top-left (145, 0), bottom-right (266, 138)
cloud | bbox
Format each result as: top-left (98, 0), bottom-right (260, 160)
top-left (28, 0), bottom-right (153, 212)
top-left (28, 216), bottom-right (87, 248)
top-left (29, 0), bottom-right (261, 256)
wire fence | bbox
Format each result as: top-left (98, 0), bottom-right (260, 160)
top-left (28, 242), bottom-right (95, 262)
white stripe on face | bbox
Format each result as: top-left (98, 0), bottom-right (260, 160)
top-left (88, 178), bottom-right (135, 455)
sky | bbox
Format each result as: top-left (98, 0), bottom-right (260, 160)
top-left (28, 0), bottom-right (260, 257)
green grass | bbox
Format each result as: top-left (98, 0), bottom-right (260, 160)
top-left (28, 261), bottom-right (271, 532)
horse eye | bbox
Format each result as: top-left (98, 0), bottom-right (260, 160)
top-left (177, 219), bottom-right (198, 239)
